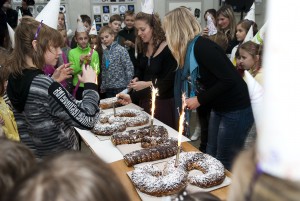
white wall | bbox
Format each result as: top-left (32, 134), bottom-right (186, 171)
top-left (67, 0), bottom-right (267, 31)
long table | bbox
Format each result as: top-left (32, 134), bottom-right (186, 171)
top-left (76, 103), bottom-right (231, 201)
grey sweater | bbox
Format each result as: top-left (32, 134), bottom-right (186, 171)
top-left (8, 73), bottom-right (99, 158)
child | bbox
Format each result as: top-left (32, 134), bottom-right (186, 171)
top-left (0, 138), bottom-right (36, 201)
top-left (6, 17), bottom-right (100, 159)
top-left (57, 12), bottom-right (66, 30)
top-left (118, 10), bottom-right (137, 72)
top-left (109, 14), bottom-right (125, 46)
top-left (230, 19), bottom-right (258, 63)
top-left (99, 26), bottom-right (133, 98)
top-left (58, 28), bottom-right (72, 93)
top-left (0, 48), bottom-right (19, 141)
top-left (70, 14), bottom-right (92, 49)
top-left (89, 20), bottom-right (98, 49)
top-left (235, 47), bottom-right (244, 76)
top-left (8, 152), bottom-right (130, 201)
top-left (239, 41), bottom-right (263, 85)
top-left (68, 23), bottom-right (100, 100)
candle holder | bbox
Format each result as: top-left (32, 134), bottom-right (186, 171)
top-left (174, 146), bottom-right (181, 167)
top-left (113, 102), bottom-right (116, 117)
top-left (149, 118), bottom-right (154, 136)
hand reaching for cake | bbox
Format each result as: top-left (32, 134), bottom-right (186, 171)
top-left (116, 93), bottom-right (132, 105)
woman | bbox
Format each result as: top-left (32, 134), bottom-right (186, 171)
top-left (162, 7), bottom-right (254, 170)
top-left (126, 12), bottom-right (177, 129)
top-left (216, 5), bottom-right (239, 55)
top-left (6, 17), bottom-right (99, 159)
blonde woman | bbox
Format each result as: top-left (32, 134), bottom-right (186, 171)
top-left (163, 7), bottom-right (254, 170)
top-left (216, 5), bottom-right (239, 55)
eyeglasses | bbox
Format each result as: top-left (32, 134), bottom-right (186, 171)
top-left (34, 20), bottom-right (43, 40)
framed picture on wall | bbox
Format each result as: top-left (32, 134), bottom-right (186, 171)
top-left (103, 23), bottom-right (108, 26)
top-left (103, 5), bottom-right (110, 13)
top-left (96, 23), bottom-right (102, 31)
top-left (111, 5), bottom-right (119, 13)
top-left (102, 14), bottom-right (110, 23)
top-left (94, 15), bottom-right (101, 23)
top-left (119, 5), bottom-right (127, 13)
top-left (128, 5), bottom-right (134, 11)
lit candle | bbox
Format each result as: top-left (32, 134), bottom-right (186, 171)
top-left (149, 86), bottom-right (158, 136)
top-left (175, 93), bottom-right (186, 167)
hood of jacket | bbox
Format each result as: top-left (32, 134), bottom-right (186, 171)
top-left (7, 68), bottom-right (44, 112)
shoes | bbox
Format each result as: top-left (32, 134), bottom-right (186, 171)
top-left (190, 127), bottom-right (200, 141)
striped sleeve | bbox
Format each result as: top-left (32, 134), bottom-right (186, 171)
top-left (48, 82), bottom-right (100, 129)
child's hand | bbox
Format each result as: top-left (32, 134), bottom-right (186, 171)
top-left (80, 54), bottom-right (92, 65)
top-left (52, 63), bottom-right (73, 83)
top-left (78, 64), bottom-right (97, 84)
top-left (201, 27), bottom-right (209, 37)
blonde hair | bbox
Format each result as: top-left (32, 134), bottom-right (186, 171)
top-left (6, 17), bottom-right (64, 76)
top-left (99, 25), bottom-right (115, 37)
top-left (9, 152), bottom-right (130, 201)
top-left (163, 7), bottom-right (201, 67)
top-left (216, 5), bottom-right (236, 40)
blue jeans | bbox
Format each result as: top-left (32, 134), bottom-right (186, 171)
top-left (206, 106), bottom-right (254, 170)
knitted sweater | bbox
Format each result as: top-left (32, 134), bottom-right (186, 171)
top-left (7, 70), bottom-right (100, 158)
top-left (101, 41), bottom-right (134, 89)
top-left (68, 44), bottom-right (100, 87)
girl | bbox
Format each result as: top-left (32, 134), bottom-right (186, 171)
top-left (70, 15), bottom-right (92, 49)
top-left (6, 17), bottom-right (100, 159)
top-left (68, 28), bottom-right (99, 100)
top-left (163, 7), bottom-right (254, 170)
top-left (128, 11), bottom-right (177, 129)
top-left (230, 19), bottom-right (258, 63)
top-left (239, 41), bottom-right (263, 85)
top-left (99, 26), bottom-right (133, 98)
top-left (0, 48), bottom-right (19, 141)
top-left (216, 5), bottom-right (239, 55)
top-left (57, 12), bottom-right (66, 30)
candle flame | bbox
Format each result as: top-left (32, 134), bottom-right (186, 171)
top-left (151, 86), bottom-right (158, 119)
top-left (177, 93), bottom-right (186, 146)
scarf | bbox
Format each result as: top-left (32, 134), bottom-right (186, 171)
top-left (174, 35), bottom-right (200, 135)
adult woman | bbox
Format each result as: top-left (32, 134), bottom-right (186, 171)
top-left (216, 5), bottom-right (239, 55)
top-left (163, 7), bottom-right (254, 169)
top-left (127, 12), bottom-right (177, 129)
top-left (6, 17), bottom-right (99, 159)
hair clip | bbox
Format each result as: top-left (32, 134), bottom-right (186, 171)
top-left (34, 20), bottom-right (43, 40)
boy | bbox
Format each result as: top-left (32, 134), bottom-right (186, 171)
top-left (118, 10), bottom-right (137, 71)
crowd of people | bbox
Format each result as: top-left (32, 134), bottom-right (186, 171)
top-left (2, 0), bottom-right (297, 200)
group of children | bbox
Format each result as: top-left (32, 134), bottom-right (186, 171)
top-left (55, 11), bottom-right (136, 100)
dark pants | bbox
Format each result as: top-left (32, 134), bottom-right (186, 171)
top-left (206, 106), bottom-right (254, 170)
top-left (140, 98), bottom-right (176, 130)
top-left (197, 105), bottom-right (211, 153)
top-left (105, 88), bottom-right (126, 98)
